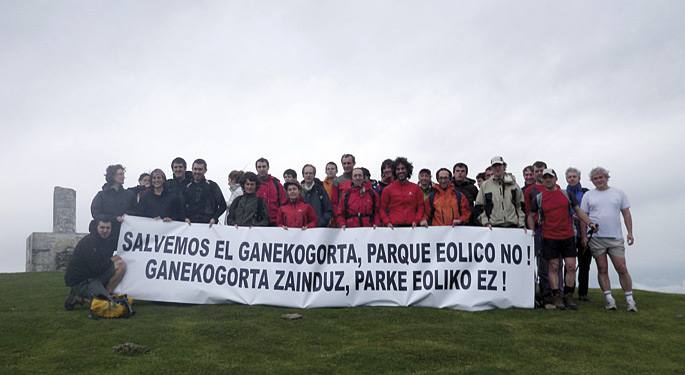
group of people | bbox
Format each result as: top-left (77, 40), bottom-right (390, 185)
top-left (64, 154), bottom-right (637, 314)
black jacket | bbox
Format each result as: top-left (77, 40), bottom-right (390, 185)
top-left (90, 184), bottom-right (136, 223)
top-left (453, 178), bottom-right (479, 206)
top-left (301, 179), bottom-right (333, 227)
top-left (183, 178), bottom-right (227, 223)
top-left (453, 178), bottom-right (480, 226)
top-left (137, 189), bottom-right (185, 221)
top-left (64, 233), bottom-right (117, 287)
top-left (226, 193), bottom-right (269, 227)
top-left (165, 171), bottom-right (193, 198)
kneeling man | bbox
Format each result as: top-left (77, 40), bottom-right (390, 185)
top-left (64, 219), bottom-right (126, 310)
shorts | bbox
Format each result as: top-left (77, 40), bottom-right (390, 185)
top-left (70, 263), bottom-right (115, 300)
top-left (541, 237), bottom-right (577, 260)
top-left (588, 237), bottom-right (625, 258)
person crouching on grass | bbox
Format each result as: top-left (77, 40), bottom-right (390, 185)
top-left (277, 182), bottom-right (318, 230)
top-left (64, 219), bottom-right (127, 310)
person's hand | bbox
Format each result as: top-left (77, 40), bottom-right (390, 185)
top-left (234, 224), bottom-right (239, 229)
top-left (387, 223), bottom-right (394, 230)
top-left (341, 225), bottom-right (347, 230)
top-left (281, 225), bottom-right (288, 230)
top-left (372, 225), bottom-right (377, 229)
top-left (411, 222), bottom-right (417, 229)
top-left (117, 215), bottom-right (125, 223)
top-left (627, 233), bottom-right (634, 246)
top-left (209, 218), bottom-right (216, 227)
top-left (523, 227), bottom-right (528, 234)
top-left (452, 219), bottom-right (461, 227)
top-left (162, 217), bottom-right (172, 222)
top-left (588, 223), bottom-right (599, 233)
top-left (486, 223), bottom-right (492, 230)
top-left (419, 219), bottom-right (428, 227)
top-left (185, 218), bottom-right (191, 225)
top-left (301, 226), bottom-right (307, 231)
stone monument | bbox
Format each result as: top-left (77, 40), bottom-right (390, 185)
top-left (26, 187), bottom-right (87, 272)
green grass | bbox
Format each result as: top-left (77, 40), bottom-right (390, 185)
top-left (1, 272), bottom-right (684, 374)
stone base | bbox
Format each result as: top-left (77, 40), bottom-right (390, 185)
top-left (26, 232), bottom-right (87, 272)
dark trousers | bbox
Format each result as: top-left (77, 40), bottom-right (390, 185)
top-left (535, 230), bottom-right (551, 300)
top-left (576, 236), bottom-right (592, 297)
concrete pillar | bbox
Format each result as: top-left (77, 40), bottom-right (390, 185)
top-left (53, 186), bottom-right (76, 233)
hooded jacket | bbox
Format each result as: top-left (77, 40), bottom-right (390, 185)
top-left (276, 197), bottom-right (317, 228)
top-left (90, 183), bottom-right (136, 223)
top-left (226, 193), bottom-right (269, 227)
top-left (165, 171), bottom-right (193, 197)
top-left (64, 231), bottom-right (117, 287)
top-left (183, 178), bottom-right (227, 223)
top-left (379, 180), bottom-right (425, 226)
top-left (453, 177), bottom-right (479, 206)
top-left (474, 174), bottom-right (525, 227)
top-left (336, 184), bottom-right (380, 228)
top-left (301, 178), bottom-right (333, 227)
top-left (425, 183), bottom-right (471, 226)
top-left (256, 174), bottom-right (286, 225)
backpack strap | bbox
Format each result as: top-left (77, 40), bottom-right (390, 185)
top-left (370, 190), bottom-right (376, 225)
top-left (535, 192), bottom-right (544, 225)
top-left (511, 187), bottom-right (519, 221)
top-left (343, 189), bottom-right (352, 217)
top-left (560, 189), bottom-right (574, 217)
top-left (273, 179), bottom-right (281, 206)
top-left (256, 197), bottom-right (266, 223)
top-left (484, 192), bottom-right (493, 221)
top-left (454, 190), bottom-right (462, 217)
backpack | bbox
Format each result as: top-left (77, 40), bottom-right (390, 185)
top-left (427, 189), bottom-right (462, 225)
top-left (89, 294), bottom-right (134, 319)
top-left (343, 188), bottom-right (376, 226)
top-left (535, 189), bottom-right (574, 225)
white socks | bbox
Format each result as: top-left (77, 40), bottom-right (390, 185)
top-left (625, 291), bottom-right (635, 304)
top-left (604, 290), bottom-right (615, 304)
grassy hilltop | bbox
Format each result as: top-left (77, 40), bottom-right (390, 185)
top-left (1, 272), bottom-right (683, 374)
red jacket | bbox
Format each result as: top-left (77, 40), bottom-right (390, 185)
top-left (256, 175), bottom-right (286, 225)
top-left (336, 184), bottom-right (380, 228)
top-left (379, 180), bottom-right (425, 226)
top-left (331, 179), bottom-right (352, 216)
top-left (276, 198), bottom-right (317, 228)
top-left (425, 184), bottom-right (471, 226)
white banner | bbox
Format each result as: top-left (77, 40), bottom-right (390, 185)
top-left (115, 216), bottom-right (535, 311)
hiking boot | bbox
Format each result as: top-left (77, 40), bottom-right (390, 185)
top-left (64, 291), bottom-right (84, 311)
top-left (564, 294), bottom-right (579, 310)
top-left (627, 301), bottom-right (638, 312)
top-left (553, 294), bottom-right (566, 310)
top-left (605, 299), bottom-right (617, 311)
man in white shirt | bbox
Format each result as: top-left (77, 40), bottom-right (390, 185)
top-left (580, 167), bottom-right (636, 312)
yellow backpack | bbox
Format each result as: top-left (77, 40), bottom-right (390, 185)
top-left (89, 294), bottom-right (134, 319)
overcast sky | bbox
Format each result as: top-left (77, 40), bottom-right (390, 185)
top-left (1, 1), bottom-right (683, 292)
